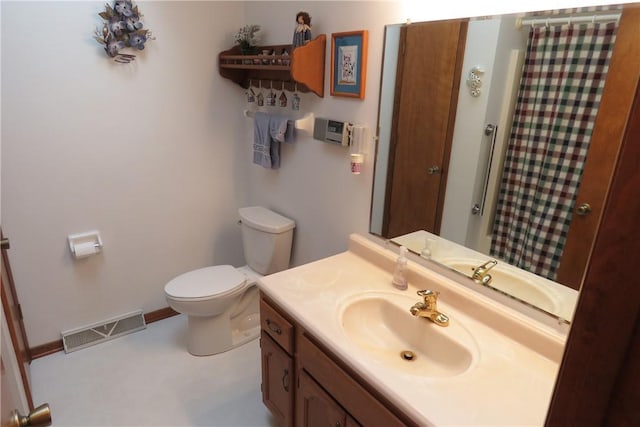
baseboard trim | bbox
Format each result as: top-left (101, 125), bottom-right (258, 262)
top-left (144, 307), bottom-right (179, 324)
top-left (29, 307), bottom-right (179, 360)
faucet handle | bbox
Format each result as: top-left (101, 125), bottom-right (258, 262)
top-left (416, 289), bottom-right (439, 306)
top-left (476, 259), bottom-right (498, 272)
top-left (417, 289), bottom-right (438, 297)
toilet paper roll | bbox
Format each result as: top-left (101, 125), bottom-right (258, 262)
top-left (73, 242), bottom-right (98, 259)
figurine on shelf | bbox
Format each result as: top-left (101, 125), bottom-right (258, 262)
top-left (292, 11), bottom-right (312, 48)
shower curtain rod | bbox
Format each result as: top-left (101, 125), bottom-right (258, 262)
top-left (516, 12), bottom-right (620, 29)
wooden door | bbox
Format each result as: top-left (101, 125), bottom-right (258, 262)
top-left (1, 231), bottom-right (33, 411)
top-left (296, 369), bottom-right (347, 427)
top-left (556, 6), bottom-right (640, 288)
top-left (382, 20), bottom-right (467, 237)
top-left (1, 231), bottom-right (52, 427)
top-left (260, 332), bottom-right (293, 427)
top-left (2, 309), bottom-right (30, 427)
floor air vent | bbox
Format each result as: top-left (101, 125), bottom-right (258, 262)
top-left (61, 310), bottom-right (146, 353)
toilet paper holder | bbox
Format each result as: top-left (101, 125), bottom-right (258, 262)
top-left (68, 231), bottom-right (103, 259)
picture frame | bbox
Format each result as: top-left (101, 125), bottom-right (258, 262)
top-left (330, 30), bottom-right (368, 99)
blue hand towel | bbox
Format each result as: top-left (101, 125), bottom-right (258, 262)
top-left (268, 115), bottom-right (294, 169)
top-left (253, 112), bottom-right (273, 168)
top-left (253, 113), bottom-right (294, 169)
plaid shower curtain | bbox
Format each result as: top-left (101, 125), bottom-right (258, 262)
top-left (490, 21), bottom-right (617, 281)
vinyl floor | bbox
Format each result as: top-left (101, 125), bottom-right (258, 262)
top-left (30, 315), bottom-right (277, 427)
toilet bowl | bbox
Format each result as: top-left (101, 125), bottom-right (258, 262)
top-left (164, 265), bottom-right (260, 356)
top-left (164, 207), bottom-right (295, 356)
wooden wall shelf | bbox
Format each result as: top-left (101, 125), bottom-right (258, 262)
top-left (218, 34), bottom-right (326, 97)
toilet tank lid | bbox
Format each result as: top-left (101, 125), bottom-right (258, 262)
top-left (239, 206), bottom-right (295, 234)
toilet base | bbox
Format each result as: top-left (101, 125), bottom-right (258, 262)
top-left (185, 286), bottom-right (260, 356)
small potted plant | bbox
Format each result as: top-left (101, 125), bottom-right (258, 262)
top-left (234, 24), bottom-right (261, 55)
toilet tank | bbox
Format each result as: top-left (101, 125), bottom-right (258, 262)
top-left (238, 207), bottom-right (295, 275)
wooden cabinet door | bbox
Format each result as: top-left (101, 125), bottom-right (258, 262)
top-left (260, 332), bottom-right (293, 427)
top-left (345, 415), bottom-right (362, 427)
top-left (296, 369), bottom-right (348, 427)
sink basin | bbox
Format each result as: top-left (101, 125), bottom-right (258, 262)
top-left (338, 292), bottom-right (479, 378)
top-left (441, 258), bottom-right (558, 313)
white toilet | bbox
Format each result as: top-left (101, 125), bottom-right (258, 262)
top-left (164, 206), bottom-right (295, 356)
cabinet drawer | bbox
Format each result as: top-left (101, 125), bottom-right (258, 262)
top-left (298, 333), bottom-right (411, 427)
top-left (260, 297), bottom-right (294, 354)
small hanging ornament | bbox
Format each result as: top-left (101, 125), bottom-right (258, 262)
top-left (292, 84), bottom-right (301, 111)
top-left (246, 80), bottom-right (256, 103)
top-left (247, 87), bottom-right (256, 103)
top-left (266, 90), bottom-right (276, 107)
top-left (266, 82), bottom-right (276, 107)
top-left (279, 91), bottom-right (288, 108)
top-left (256, 81), bottom-right (264, 106)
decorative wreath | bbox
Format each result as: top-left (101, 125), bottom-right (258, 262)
top-left (94, 0), bottom-right (154, 63)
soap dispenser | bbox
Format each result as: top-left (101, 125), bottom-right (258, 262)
top-left (392, 246), bottom-right (409, 290)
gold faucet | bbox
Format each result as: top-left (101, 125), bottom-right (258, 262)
top-left (409, 290), bottom-right (449, 327)
top-left (471, 259), bottom-right (498, 285)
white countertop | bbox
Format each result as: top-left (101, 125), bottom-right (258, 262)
top-left (258, 234), bottom-right (565, 427)
top-left (392, 230), bottom-right (579, 323)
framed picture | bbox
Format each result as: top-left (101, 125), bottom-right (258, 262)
top-left (330, 30), bottom-right (368, 99)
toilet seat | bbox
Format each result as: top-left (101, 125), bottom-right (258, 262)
top-left (164, 265), bottom-right (247, 302)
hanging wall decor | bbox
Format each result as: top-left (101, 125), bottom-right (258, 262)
top-left (94, 0), bottom-right (154, 64)
top-left (330, 30), bottom-right (368, 99)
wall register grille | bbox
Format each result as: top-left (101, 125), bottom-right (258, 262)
top-left (61, 310), bottom-right (146, 353)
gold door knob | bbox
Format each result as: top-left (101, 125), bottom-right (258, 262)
top-left (0, 237), bottom-right (10, 250)
top-left (576, 203), bottom-right (592, 216)
top-left (9, 404), bottom-right (52, 427)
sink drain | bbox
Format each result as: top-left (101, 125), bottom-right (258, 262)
top-left (400, 350), bottom-right (416, 362)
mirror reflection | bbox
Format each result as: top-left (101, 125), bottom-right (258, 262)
top-left (371, 4), bottom-right (633, 322)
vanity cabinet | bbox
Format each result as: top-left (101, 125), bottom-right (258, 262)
top-left (259, 292), bottom-right (416, 427)
top-left (218, 35), bottom-right (326, 97)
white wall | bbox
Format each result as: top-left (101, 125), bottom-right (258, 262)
top-left (1, 0), bottom-right (406, 347)
top-left (242, 1), bottom-right (404, 265)
top-left (1, 1), bottom-right (247, 346)
top-left (440, 19), bottom-right (502, 245)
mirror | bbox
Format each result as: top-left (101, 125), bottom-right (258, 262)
top-left (371, 4), bottom-right (635, 323)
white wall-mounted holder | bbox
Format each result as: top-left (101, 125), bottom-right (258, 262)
top-left (467, 66), bottom-right (485, 97)
top-left (68, 230), bottom-right (103, 259)
top-left (349, 124), bottom-right (370, 175)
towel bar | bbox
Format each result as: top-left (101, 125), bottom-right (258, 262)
top-left (243, 109), bottom-right (314, 133)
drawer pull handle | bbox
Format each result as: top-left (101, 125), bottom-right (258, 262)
top-left (265, 319), bottom-right (282, 335)
top-left (282, 368), bottom-right (290, 392)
